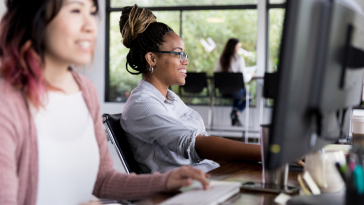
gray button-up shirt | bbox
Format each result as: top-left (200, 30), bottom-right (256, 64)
top-left (120, 80), bottom-right (220, 173)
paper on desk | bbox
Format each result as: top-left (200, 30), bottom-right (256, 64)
top-left (274, 193), bottom-right (292, 205)
top-left (323, 144), bottom-right (352, 155)
top-left (243, 66), bottom-right (257, 83)
top-left (303, 171), bottom-right (321, 195)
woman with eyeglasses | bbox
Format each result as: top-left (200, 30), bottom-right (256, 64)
top-left (0, 1), bottom-right (211, 204)
top-left (120, 5), bottom-right (261, 174)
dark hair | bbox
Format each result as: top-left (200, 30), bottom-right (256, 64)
top-left (220, 38), bottom-right (240, 72)
top-left (119, 4), bottom-right (174, 75)
top-left (0, 0), bottom-right (99, 108)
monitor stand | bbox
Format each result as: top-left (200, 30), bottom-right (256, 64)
top-left (241, 163), bottom-right (299, 194)
top-left (242, 125), bottom-right (299, 194)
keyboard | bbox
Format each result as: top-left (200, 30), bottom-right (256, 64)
top-left (159, 180), bottom-right (241, 205)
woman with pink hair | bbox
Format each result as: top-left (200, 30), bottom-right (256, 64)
top-left (0, 0), bottom-right (209, 205)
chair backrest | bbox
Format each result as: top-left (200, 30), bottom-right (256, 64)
top-left (102, 113), bottom-right (141, 174)
top-left (179, 72), bottom-right (209, 97)
top-left (263, 72), bottom-right (278, 98)
top-left (214, 72), bottom-right (245, 96)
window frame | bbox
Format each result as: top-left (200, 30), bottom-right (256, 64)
top-left (264, 1), bottom-right (285, 107)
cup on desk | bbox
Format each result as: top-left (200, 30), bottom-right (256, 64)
top-left (260, 125), bottom-right (289, 187)
top-left (304, 150), bottom-right (346, 193)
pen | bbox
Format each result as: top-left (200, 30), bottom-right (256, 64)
top-left (349, 157), bottom-right (357, 171)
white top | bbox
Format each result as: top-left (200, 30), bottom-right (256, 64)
top-left (214, 54), bottom-right (245, 73)
top-left (121, 80), bottom-right (219, 173)
top-left (30, 91), bottom-right (100, 205)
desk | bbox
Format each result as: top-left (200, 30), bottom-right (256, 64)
top-left (136, 161), bottom-right (301, 205)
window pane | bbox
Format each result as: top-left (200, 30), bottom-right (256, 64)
top-left (108, 11), bottom-right (180, 102)
top-left (268, 9), bottom-right (285, 73)
top-left (111, 0), bottom-right (257, 8)
top-left (180, 10), bottom-right (258, 105)
top-left (269, 0), bottom-right (286, 3)
top-left (108, 9), bottom-right (258, 105)
top-left (266, 8), bottom-right (285, 107)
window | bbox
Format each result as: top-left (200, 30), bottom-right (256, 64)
top-left (111, 0), bottom-right (258, 8)
top-left (266, 0), bottom-right (285, 106)
top-left (181, 10), bottom-right (257, 74)
top-left (268, 9), bottom-right (285, 72)
top-left (269, 0), bottom-right (285, 3)
top-left (106, 1), bottom-right (267, 106)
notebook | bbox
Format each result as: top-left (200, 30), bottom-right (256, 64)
top-left (159, 180), bottom-right (241, 205)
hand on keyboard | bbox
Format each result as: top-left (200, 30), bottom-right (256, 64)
top-left (161, 181), bottom-right (241, 205)
top-left (166, 166), bottom-right (210, 192)
top-left (180, 179), bottom-right (212, 193)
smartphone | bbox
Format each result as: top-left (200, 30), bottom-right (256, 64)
top-left (242, 182), bottom-right (299, 194)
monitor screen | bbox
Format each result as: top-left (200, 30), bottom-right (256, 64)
top-left (266, 0), bottom-right (364, 170)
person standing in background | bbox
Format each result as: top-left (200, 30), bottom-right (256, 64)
top-left (215, 38), bottom-right (250, 126)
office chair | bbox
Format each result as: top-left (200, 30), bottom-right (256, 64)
top-left (263, 72), bottom-right (278, 99)
top-left (102, 113), bottom-right (141, 174)
top-left (178, 72), bottom-right (210, 98)
top-left (213, 72), bottom-right (251, 142)
top-left (214, 72), bottom-right (245, 96)
top-left (178, 72), bottom-right (212, 125)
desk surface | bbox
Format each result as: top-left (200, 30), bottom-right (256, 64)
top-left (136, 161), bottom-right (301, 205)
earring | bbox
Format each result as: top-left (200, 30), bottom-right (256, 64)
top-left (149, 65), bottom-right (153, 73)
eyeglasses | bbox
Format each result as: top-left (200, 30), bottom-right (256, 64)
top-left (152, 51), bottom-right (188, 62)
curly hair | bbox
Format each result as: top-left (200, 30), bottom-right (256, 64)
top-left (119, 4), bottom-right (174, 75)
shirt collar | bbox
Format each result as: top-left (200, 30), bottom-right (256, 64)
top-left (139, 80), bottom-right (177, 103)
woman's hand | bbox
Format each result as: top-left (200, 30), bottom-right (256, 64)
top-left (296, 159), bottom-right (305, 167)
top-left (166, 166), bottom-right (210, 191)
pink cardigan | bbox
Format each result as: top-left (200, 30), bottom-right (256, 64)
top-left (0, 71), bottom-right (170, 205)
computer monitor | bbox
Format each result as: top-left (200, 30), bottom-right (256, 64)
top-left (266, 0), bottom-right (364, 170)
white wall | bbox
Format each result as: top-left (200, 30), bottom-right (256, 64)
top-left (0, 1), bottom-right (6, 17)
top-left (79, 0), bottom-right (125, 114)
top-left (354, 0), bottom-right (364, 10)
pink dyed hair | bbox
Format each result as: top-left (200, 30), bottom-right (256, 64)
top-left (0, 0), bottom-right (99, 109)
top-left (0, 0), bottom-right (58, 109)
top-left (0, 37), bottom-right (47, 108)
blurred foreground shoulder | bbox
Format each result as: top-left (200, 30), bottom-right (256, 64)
top-left (0, 78), bottom-right (26, 114)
